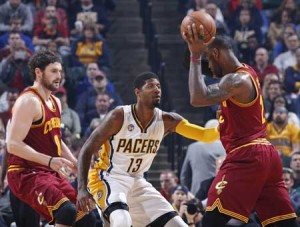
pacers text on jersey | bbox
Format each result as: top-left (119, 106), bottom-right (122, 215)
top-left (116, 139), bottom-right (160, 154)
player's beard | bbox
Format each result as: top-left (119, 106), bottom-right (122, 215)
top-left (153, 100), bottom-right (160, 108)
top-left (41, 72), bottom-right (61, 92)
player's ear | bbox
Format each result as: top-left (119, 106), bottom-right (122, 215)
top-left (134, 88), bottom-right (140, 97)
top-left (212, 48), bottom-right (219, 59)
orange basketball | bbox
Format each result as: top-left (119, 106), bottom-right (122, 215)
top-left (180, 11), bottom-right (216, 43)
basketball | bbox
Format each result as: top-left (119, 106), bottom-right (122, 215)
top-left (180, 11), bottom-right (216, 43)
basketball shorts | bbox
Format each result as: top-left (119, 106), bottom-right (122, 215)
top-left (88, 169), bottom-right (176, 226)
top-left (206, 144), bottom-right (296, 226)
top-left (7, 167), bottom-right (86, 224)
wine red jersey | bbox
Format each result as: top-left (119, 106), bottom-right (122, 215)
top-left (8, 87), bottom-right (62, 170)
top-left (219, 64), bottom-right (267, 153)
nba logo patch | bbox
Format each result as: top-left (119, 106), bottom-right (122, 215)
top-left (128, 124), bottom-right (134, 131)
top-left (97, 190), bottom-right (103, 200)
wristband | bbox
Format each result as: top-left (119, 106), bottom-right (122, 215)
top-left (188, 223), bottom-right (194, 226)
top-left (48, 157), bottom-right (54, 167)
top-left (190, 57), bottom-right (201, 62)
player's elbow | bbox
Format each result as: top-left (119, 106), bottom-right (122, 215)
top-left (6, 141), bottom-right (18, 155)
top-left (190, 97), bottom-right (205, 107)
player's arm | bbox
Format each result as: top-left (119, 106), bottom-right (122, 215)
top-left (163, 112), bottom-right (219, 142)
top-left (77, 107), bottom-right (123, 211)
top-left (61, 140), bottom-right (77, 166)
top-left (6, 95), bottom-right (53, 166)
top-left (189, 69), bottom-right (251, 106)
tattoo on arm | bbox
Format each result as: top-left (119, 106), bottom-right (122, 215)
top-left (206, 73), bottom-right (245, 101)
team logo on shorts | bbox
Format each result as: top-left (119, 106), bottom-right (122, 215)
top-left (215, 175), bottom-right (227, 195)
top-left (35, 191), bottom-right (47, 206)
top-left (128, 124), bottom-right (134, 131)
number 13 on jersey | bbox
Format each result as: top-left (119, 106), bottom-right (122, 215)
top-left (127, 158), bottom-right (143, 173)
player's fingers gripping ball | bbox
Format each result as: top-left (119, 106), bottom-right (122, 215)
top-left (180, 11), bottom-right (216, 43)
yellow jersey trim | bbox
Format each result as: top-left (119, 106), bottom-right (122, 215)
top-left (228, 138), bottom-right (271, 154)
top-left (48, 197), bottom-right (69, 223)
top-left (261, 213), bottom-right (296, 227)
top-left (206, 198), bottom-right (248, 223)
top-left (229, 70), bottom-right (259, 107)
top-left (7, 165), bottom-right (25, 172)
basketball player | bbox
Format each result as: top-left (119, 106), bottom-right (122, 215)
top-left (182, 28), bottom-right (297, 226)
top-left (76, 72), bottom-right (220, 227)
top-left (6, 50), bottom-right (96, 227)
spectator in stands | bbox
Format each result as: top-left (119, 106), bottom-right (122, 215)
top-left (75, 68), bottom-right (122, 133)
top-left (282, 167), bottom-right (300, 219)
top-left (34, 0), bottom-right (68, 29)
top-left (263, 80), bottom-right (283, 107)
top-left (187, 0), bottom-right (225, 24)
top-left (195, 155), bottom-right (226, 203)
top-left (0, 14), bottom-right (34, 52)
top-left (273, 33), bottom-right (300, 78)
top-left (53, 86), bottom-right (81, 140)
top-left (284, 47), bottom-right (300, 95)
top-left (70, 22), bottom-right (110, 69)
top-left (290, 152), bottom-right (300, 189)
top-left (266, 106), bottom-right (300, 157)
top-left (33, 16), bottom-right (70, 56)
top-left (0, 32), bottom-right (33, 92)
top-left (159, 169), bottom-right (179, 203)
top-left (0, 0), bottom-right (33, 35)
top-left (267, 94), bottom-right (300, 129)
top-left (171, 185), bottom-right (202, 227)
top-left (253, 47), bottom-right (279, 86)
top-left (229, 0), bottom-right (263, 35)
top-left (261, 73), bottom-right (279, 98)
top-left (204, 0), bottom-right (229, 35)
top-left (84, 92), bottom-right (111, 137)
top-left (0, 88), bottom-right (18, 128)
top-left (231, 8), bottom-right (262, 63)
top-left (75, 62), bottom-right (114, 100)
top-left (180, 119), bottom-right (225, 195)
top-left (273, 23), bottom-right (297, 59)
top-left (278, 0), bottom-right (300, 25)
top-left (267, 9), bottom-right (292, 49)
top-left (69, 0), bottom-right (110, 37)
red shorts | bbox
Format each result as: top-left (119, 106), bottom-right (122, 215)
top-left (206, 144), bottom-right (296, 226)
top-left (7, 167), bottom-right (85, 223)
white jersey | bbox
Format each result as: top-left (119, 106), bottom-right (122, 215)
top-left (94, 104), bottom-right (164, 177)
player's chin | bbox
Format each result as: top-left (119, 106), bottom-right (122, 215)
top-left (153, 100), bottom-right (160, 108)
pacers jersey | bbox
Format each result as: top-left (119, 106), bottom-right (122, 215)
top-left (8, 87), bottom-right (62, 170)
top-left (93, 104), bottom-right (164, 177)
top-left (219, 64), bottom-right (267, 153)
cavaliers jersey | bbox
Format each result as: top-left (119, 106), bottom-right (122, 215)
top-left (8, 87), bottom-right (62, 170)
top-left (219, 64), bottom-right (267, 153)
top-left (93, 104), bottom-right (164, 177)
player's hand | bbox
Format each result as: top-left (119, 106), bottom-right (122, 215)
top-left (49, 157), bottom-right (75, 178)
top-left (77, 188), bottom-right (95, 213)
top-left (182, 24), bottom-right (215, 58)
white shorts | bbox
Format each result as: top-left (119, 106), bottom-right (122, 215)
top-left (88, 169), bottom-right (175, 226)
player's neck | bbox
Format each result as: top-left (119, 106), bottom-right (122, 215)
top-left (32, 82), bottom-right (52, 101)
top-left (134, 103), bottom-right (155, 127)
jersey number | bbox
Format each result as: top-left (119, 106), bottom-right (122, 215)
top-left (259, 95), bottom-right (266, 124)
top-left (54, 135), bottom-right (62, 156)
top-left (127, 158), bottom-right (143, 173)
